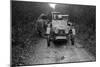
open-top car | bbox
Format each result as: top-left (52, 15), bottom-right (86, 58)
top-left (46, 12), bottom-right (76, 47)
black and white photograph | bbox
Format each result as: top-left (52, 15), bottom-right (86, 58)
top-left (11, 0), bottom-right (96, 66)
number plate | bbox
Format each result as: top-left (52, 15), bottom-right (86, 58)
top-left (56, 36), bottom-right (66, 39)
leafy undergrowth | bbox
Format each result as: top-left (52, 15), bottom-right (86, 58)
top-left (76, 24), bottom-right (96, 58)
top-left (12, 36), bottom-right (40, 66)
top-left (12, 20), bottom-right (41, 66)
top-left (77, 35), bottom-right (96, 57)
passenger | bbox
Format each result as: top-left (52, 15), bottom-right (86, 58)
top-left (36, 13), bottom-right (49, 37)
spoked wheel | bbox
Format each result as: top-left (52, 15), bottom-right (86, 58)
top-left (70, 35), bottom-right (75, 46)
top-left (66, 35), bottom-right (71, 46)
top-left (67, 35), bottom-right (74, 46)
top-left (47, 35), bottom-right (50, 47)
top-left (38, 31), bottom-right (42, 37)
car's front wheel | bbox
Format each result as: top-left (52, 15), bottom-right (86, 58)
top-left (70, 35), bottom-right (75, 45)
top-left (47, 35), bottom-right (50, 47)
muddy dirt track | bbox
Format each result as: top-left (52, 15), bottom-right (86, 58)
top-left (19, 38), bottom-right (95, 65)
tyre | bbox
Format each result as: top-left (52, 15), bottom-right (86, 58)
top-left (38, 31), bottom-right (42, 37)
top-left (47, 35), bottom-right (50, 47)
top-left (71, 38), bottom-right (74, 45)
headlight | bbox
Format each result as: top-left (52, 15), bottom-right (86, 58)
top-left (53, 27), bottom-right (58, 33)
top-left (65, 29), bottom-right (68, 34)
top-left (55, 29), bottom-right (58, 33)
